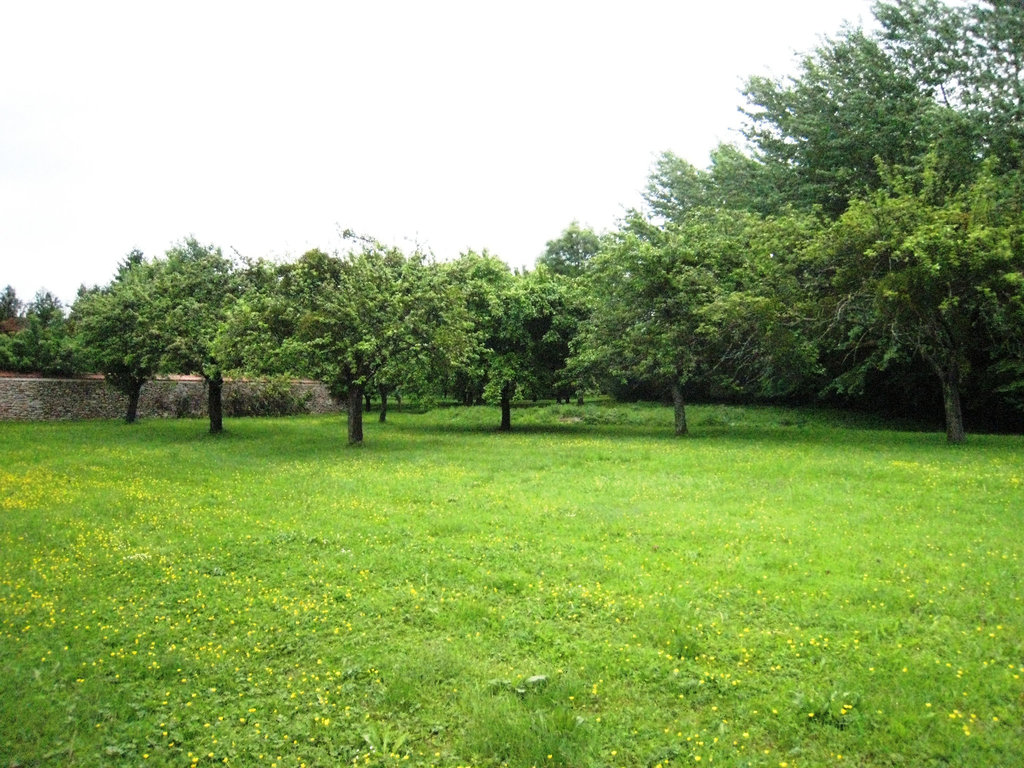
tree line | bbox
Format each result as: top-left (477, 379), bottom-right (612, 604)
top-left (0, 237), bottom-right (584, 440)
top-left (2, 0), bottom-right (1022, 444)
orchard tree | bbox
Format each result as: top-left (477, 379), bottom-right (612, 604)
top-left (151, 237), bottom-right (239, 434)
top-left (442, 252), bottom-right (577, 430)
top-left (298, 243), bottom-right (411, 443)
top-left (214, 258), bottom-right (307, 381)
top-left (440, 251), bottom-right (514, 407)
top-left (577, 205), bottom-right (821, 435)
top-left (576, 218), bottom-right (716, 435)
top-left (821, 157), bottom-right (1023, 443)
top-left (530, 267), bottom-right (590, 404)
top-left (370, 257), bottom-right (469, 422)
top-left (486, 268), bottom-right (580, 430)
top-left (254, 239), bottom-right (467, 445)
top-left (72, 250), bottom-right (163, 423)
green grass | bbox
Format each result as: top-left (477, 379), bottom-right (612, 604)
top-left (1, 403), bottom-right (1022, 767)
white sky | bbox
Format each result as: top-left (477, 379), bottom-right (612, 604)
top-left (1, 1), bottom-right (876, 306)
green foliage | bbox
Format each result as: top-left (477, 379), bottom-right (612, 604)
top-left (149, 237), bottom-right (239, 433)
top-left (742, 28), bottom-right (935, 218)
top-left (876, 0), bottom-right (1024, 170)
top-left (440, 250), bottom-right (516, 408)
top-left (643, 151), bottom-right (709, 223)
top-left (16, 3), bottom-right (1023, 440)
top-left (645, 146), bottom-right (785, 222)
top-left (1, 291), bottom-right (78, 376)
top-left (0, 284), bottom-right (21, 320)
top-left (479, 267), bottom-right (582, 428)
top-left (705, 143), bottom-right (785, 215)
top-left (151, 237), bottom-right (238, 382)
top-left (576, 207), bottom-right (822, 432)
top-left (536, 221), bottom-right (600, 277)
top-left (576, 0), bottom-right (1022, 434)
top-left (582, 225), bottom-right (709, 388)
top-left (72, 252), bottom-right (163, 422)
top-left (820, 156), bottom-right (1024, 441)
top-left (214, 257), bottom-right (316, 380)
top-left (224, 239), bottom-right (472, 443)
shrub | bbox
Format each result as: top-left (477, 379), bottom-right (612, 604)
top-left (224, 377), bottom-right (311, 417)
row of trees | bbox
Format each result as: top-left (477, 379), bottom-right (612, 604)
top-left (1, 237), bottom-right (585, 441)
top-left (3, 0), bottom-right (1022, 443)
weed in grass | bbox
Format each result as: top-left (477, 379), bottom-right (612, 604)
top-left (793, 688), bottom-right (862, 730)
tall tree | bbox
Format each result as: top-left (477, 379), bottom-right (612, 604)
top-left (875, 0), bottom-right (1024, 171)
top-left (705, 143), bottom-right (785, 216)
top-left (696, 210), bottom-right (824, 400)
top-left (742, 27), bottom-right (935, 218)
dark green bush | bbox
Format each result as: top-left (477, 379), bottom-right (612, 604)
top-left (224, 377), bottom-right (311, 417)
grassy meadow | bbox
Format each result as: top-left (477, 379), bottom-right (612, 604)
top-left (1, 403), bottom-right (1022, 767)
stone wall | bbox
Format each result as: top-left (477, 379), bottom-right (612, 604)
top-left (0, 376), bottom-right (341, 421)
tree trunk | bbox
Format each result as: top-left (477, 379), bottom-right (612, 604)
top-left (364, 392), bottom-right (372, 413)
top-left (347, 386), bottom-right (364, 445)
top-left (125, 380), bottom-right (142, 424)
top-left (927, 353), bottom-right (966, 444)
top-left (576, 392), bottom-right (584, 406)
top-left (379, 387), bottom-right (389, 423)
top-left (941, 371), bottom-right (966, 444)
top-left (671, 383), bottom-right (688, 436)
top-left (208, 374), bottom-right (224, 434)
top-left (499, 382), bottom-right (513, 431)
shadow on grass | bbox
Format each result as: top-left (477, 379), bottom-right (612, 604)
top-left (20, 405), bottom-right (965, 474)
top-left (404, 421), bottom-right (951, 450)
top-left (391, 402), bottom-right (945, 441)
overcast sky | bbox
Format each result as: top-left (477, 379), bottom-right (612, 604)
top-left (2, 1), bottom-right (877, 306)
